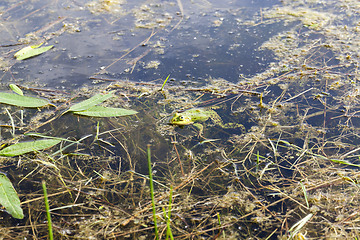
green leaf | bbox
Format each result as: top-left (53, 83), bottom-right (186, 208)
top-left (0, 92), bottom-right (49, 108)
top-left (9, 84), bottom-right (23, 96)
top-left (73, 106), bottom-right (138, 117)
top-left (0, 173), bottom-right (24, 219)
top-left (14, 43), bottom-right (43, 57)
top-left (0, 139), bottom-right (61, 156)
top-left (15, 43), bottom-right (53, 61)
top-left (67, 91), bottom-right (115, 113)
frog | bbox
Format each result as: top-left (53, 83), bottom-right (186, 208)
top-left (169, 108), bottom-right (245, 136)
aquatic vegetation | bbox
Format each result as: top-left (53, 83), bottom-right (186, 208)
top-left (14, 43), bottom-right (53, 61)
top-left (0, 92), bottom-right (50, 108)
top-left (2, 0), bottom-right (360, 239)
top-left (0, 173), bottom-right (23, 219)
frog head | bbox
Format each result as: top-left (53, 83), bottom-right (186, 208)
top-left (169, 112), bottom-right (194, 125)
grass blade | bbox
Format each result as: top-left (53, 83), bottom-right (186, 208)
top-left (160, 74), bottom-right (170, 91)
top-left (0, 173), bottom-right (23, 219)
top-left (165, 186), bottom-right (174, 240)
top-left (147, 144), bottom-right (159, 240)
top-left (300, 180), bottom-right (309, 208)
top-left (42, 181), bottom-right (53, 240)
top-left (288, 213), bottom-right (313, 239)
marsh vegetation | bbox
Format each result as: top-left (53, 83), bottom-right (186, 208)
top-left (1, 0), bottom-right (360, 239)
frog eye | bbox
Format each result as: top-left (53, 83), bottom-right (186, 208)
top-left (179, 116), bottom-right (184, 121)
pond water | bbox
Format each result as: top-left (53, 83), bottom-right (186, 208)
top-left (1, 0), bottom-right (360, 239)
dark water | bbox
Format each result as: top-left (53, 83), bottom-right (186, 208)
top-left (1, 0), bottom-right (282, 89)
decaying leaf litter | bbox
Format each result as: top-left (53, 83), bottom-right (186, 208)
top-left (1, 0), bottom-right (360, 239)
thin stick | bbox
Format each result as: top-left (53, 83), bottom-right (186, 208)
top-left (20, 2), bottom-right (53, 20)
top-left (176, 0), bottom-right (184, 16)
top-left (172, 140), bottom-right (184, 176)
top-left (94, 30), bottom-right (157, 74)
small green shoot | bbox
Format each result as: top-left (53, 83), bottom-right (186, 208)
top-left (299, 180), bottom-right (309, 208)
top-left (9, 84), bottom-right (23, 96)
top-left (162, 206), bottom-right (174, 240)
top-left (160, 74), bottom-right (170, 91)
top-left (217, 212), bottom-right (225, 239)
top-left (42, 181), bottom-right (53, 240)
top-left (147, 144), bottom-right (158, 239)
top-left (165, 186), bottom-right (174, 240)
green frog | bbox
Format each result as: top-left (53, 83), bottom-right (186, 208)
top-left (169, 108), bottom-right (245, 135)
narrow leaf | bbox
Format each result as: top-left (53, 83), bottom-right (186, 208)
top-left (73, 106), bottom-right (138, 117)
top-left (9, 84), bottom-right (23, 96)
top-left (0, 139), bottom-right (61, 156)
top-left (24, 132), bottom-right (79, 143)
top-left (15, 45), bottom-right (53, 61)
top-left (160, 74), bottom-right (170, 91)
top-left (0, 92), bottom-right (49, 108)
top-left (0, 173), bottom-right (24, 219)
top-left (67, 91), bottom-right (115, 113)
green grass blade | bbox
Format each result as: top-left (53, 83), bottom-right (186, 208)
top-left (73, 106), bottom-right (138, 117)
top-left (165, 186), bottom-right (174, 240)
top-left (42, 181), bottom-right (53, 240)
top-left (0, 92), bottom-right (49, 108)
top-left (160, 74), bottom-right (170, 91)
top-left (300, 180), bottom-right (309, 208)
top-left (330, 158), bottom-right (360, 167)
top-left (147, 144), bottom-right (159, 240)
top-left (0, 139), bottom-right (61, 156)
top-left (0, 173), bottom-right (23, 219)
top-left (67, 91), bottom-right (115, 113)
top-left (163, 206), bottom-right (174, 240)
